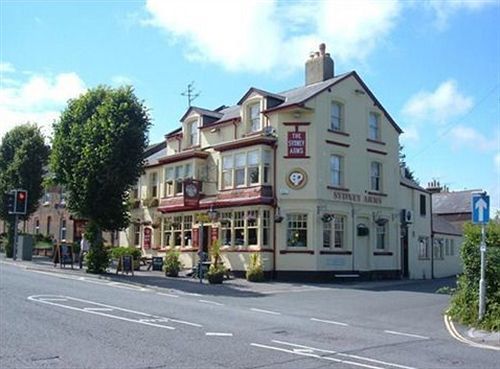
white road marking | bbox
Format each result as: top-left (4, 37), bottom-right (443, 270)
top-left (250, 308), bottom-right (281, 315)
top-left (206, 332), bottom-right (233, 336)
top-left (157, 292), bottom-right (179, 298)
top-left (39, 298), bottom-right (68, 302)
top-left (199, 299), bottom-right (224, 306)
top-left (310, 317), bottom-right (349, 326)
top-left (83, 307), bottom-right (114, 312)
top-left (272, 340), bottom-right (336, 354)
top-left (27, 295), bottom-right (202, 330)
top-left (169, 319), bottom-right (203, 328)
top-left (384, 330), bottom-right (429, 340)
top-left (177, 291), bottom-right (202, 297)
top-left (251, 343), bottom-right (384, 369)
top-left (271, 340), bottom-right (419, 369)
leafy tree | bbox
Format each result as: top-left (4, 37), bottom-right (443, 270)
top-left (51, 85), bottom-right (151, 273)
top-left (0, 124), bottom-right (49, 257)
top-left (449, 222), bottom-right (500, 331)
top-left (399, 145), bottom-right (418, 183)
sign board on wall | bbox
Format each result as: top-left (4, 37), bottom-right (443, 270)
top-left (287, 131), bottom-right (306, 158)
top-left (283, 122), bottom-right (310, 159)
top-left (143, 227), bottom-right (152, 249)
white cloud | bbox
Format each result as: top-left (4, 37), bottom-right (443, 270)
top-left (402, 80), bottom-right (474, 125)
top-left (0, 62), bottom-right (15, 73)
top-left (424, 0), bottom-right (497, 29)
top-left (400, 125), bottom-right (420, 143)
top-left (0, 69), bottom-right (86, 140)
top-left (144, 0), bottom-right (401, 73)
top-left (111, 75), bottom-right (133, 86)
top-left (495, 152), bottom-right (500, 172)
top-left (449, 125), bottom-right (498, 152)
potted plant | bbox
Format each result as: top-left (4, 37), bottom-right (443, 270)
top-left (246, 253), bottom-right (265, 282)
top-left (207, 239), bottom-right (225, 284)
top-left (164, 249), bottom-right (182, 277)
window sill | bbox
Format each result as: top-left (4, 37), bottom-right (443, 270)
top-left (325, 139), bottom-right (350, 147)
top-left (283, 155), bottom-right (310, 159)
top-left (367, 191), bottom-right (388, 197)
top-left (327, 186), bottom-right (350, 192)
top-left (327, 129), bottom-right (350, 137)
top-left (366, 138), bottom-right (386, 146)
top-left (280, 249), bottom-right (314, 254)
top-left (373, 251), bottom-right (393, 256)
top-left (320, 250), bottom-right (352, 255)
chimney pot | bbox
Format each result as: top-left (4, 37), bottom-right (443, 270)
top-left (305, 42), bottom-right (334, 85)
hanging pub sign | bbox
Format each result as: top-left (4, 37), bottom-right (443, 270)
top-left (184, 179), bottom-right (201, 207)
top-left (143, 227), bottom-right (152, 249)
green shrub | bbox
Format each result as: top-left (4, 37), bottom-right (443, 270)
top-left (246, 253), bottom-right (265, 282)
top-left (110, 246), bottom-right (141, 260)
top-left (448, 222), bottom-right (500, 331)
top-left (164, 249), bottom-right (182, 277)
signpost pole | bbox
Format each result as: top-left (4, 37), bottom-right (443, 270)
top-left (12, 214), bottom-right (19, 261)
top-left (472, 192), bottom-right (489, 321)
top-left (478, 224), bottom-right (486, 320)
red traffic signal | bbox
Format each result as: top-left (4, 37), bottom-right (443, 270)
top-left (15, 190), bottom-right (28, 214)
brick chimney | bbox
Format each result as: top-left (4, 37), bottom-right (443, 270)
top-left (305, 43), bottom-right (334, 85)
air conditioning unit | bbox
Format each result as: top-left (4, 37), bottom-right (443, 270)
top-left (401, 209), bottom-right (413, 224)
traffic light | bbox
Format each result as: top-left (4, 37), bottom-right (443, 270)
top-left (15, 190), bottom-right (28, 215)
top-left (3, 192), bottom-right (15, 214)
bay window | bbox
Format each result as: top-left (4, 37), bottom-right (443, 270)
top-left (221, 149), bottom-right (272, 189)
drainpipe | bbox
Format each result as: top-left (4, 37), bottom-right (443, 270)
top-left (430, 193), bottom-right (434, 279)
top-left (272, 142), bottom-right (277, 280)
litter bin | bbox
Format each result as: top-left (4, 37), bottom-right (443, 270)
top-left (17, 235), bottom-right (33, 261)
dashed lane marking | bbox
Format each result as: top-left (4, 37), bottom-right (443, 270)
top-left (199, 299), bottom-right (224, 306)
top-left (250, 308), bottom-right (281, 315)
top-left (205, 332), bottom-right (233, 336)
top-left (383, 330), bottom-right (429, 340)
top-left (157, 292), bottom-right (179, 298)
top-left (310, 317), bottom-right (349, 326)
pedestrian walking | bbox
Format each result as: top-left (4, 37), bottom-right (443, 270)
top-left (79, 233), bottom-right (90, 269)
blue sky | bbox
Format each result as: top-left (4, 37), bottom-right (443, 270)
top-left (1, 0), bottom-right (499, 212)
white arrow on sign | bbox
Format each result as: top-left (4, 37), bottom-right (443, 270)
top-left (475, 197), bottom-right (488, 222)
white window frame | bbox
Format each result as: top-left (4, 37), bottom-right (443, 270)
top-left (188, 120), bottom-right (199, 147)
top-left (376, 224), bottom-right (386, 250)
top-left (323, 215), bottom-right (345, 249)
top-left (149, 172), bottom-right (158, 198)
top-left (331, 102), bottom-right (343, 131)
top-left (330, 155), bottom-right (343, 187)
top-left (220, 149), bottom-right (271, 190)
top-left (370, 162), bottom-right (382, 192)
top-left (418, 237), bottom-right (430, 259)
top-left (249, 103), bottom-right (261, 132)
top-left (369, 112), bottom-right (380, 140)
top-left (287, 213), bottom-right (308, 248)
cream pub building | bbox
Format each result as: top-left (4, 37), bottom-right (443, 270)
top-left (130, 44), bottom-right (441, 280)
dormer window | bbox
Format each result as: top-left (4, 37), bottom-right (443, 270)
top-left (249, 103), bottom-right (261, 132)
top-left (188, 120), bottom-right (198, 146)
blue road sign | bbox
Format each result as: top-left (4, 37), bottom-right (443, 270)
top-left (472, 193), bottom-right (490, 224)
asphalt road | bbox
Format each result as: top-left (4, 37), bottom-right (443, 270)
top-left (0, 263), bottom-right (498, 369)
